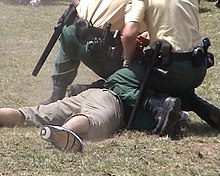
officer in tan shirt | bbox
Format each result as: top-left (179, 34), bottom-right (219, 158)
top-left (42, 0), bottom-right (135, 105)
top-left (76, 0), bottom-right (129, 31)
top-left (122, 0), bottom-right (220, 131)
top-left (122, 0), bottom-right (202, 63)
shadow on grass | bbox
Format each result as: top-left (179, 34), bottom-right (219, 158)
top-left (0, 0), bottom-right (68, 6)
top-left (184, 121), bottom-right (220, 137)
top-left (199, 7), bottom-right (212, 13)
top-left (199, 7), bottom-right (211, 13)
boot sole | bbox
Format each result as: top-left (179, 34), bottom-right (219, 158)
top-left (159, 97), bottom-right (182, 136)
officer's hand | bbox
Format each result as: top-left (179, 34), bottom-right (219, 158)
top-left (136, 31), bottom-right (150, 50)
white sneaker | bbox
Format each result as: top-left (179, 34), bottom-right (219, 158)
top-left (30, 0), bottom-right (41, 6)
top-left (40, 125), bottom-right (84, 152)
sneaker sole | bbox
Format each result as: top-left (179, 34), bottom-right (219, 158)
top-left (40, 125), bottom-right (84, 152)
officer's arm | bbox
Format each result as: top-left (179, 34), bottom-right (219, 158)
top-left (121, 21), bottom-right (139, 66)
top-left (71, 0), bottom-right (80, 6)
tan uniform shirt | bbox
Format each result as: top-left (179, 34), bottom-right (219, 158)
top-left (76, 0), bottom-right (130, 31)
top-left (125, 0), bottom-right (202, 52)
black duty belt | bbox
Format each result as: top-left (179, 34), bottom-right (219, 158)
top-left (170, 52), bottom-right (192, 61)
top-left (146, 43), bottom-right (210, 67)
top-left (75, 18), bottom-right (113, 43)
top-left (145, 49), bottom-right (193, 61)
top-left (88, 26), bottom-right (105, 38)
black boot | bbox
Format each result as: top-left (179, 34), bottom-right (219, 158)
top-left (146, 96), bottom-right (182, 138)
top-left (191, 95), bottom-right (220, 129)
top-left (67, 79), bottom-right (105, 97)
top-left (41, 85), bottom-right (67, 105)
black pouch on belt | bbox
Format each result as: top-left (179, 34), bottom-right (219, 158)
top-left (161, 43), bottom-right (172, 66)
top-left (192, 46), bottom-right (205, 67)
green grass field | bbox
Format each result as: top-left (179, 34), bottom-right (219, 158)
top-left (0, 1), bottom-right (220, 175)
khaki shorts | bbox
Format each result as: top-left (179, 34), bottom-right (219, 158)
top-left (19, 89), bottom-right (124, 141)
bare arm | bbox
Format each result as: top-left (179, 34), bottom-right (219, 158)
top-left (121, 22), bottom-right (139, 66)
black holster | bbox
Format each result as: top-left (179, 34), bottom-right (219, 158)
top-left (77, 22), bottom-right (123, 59)
top-left (192, 46), bottom-right (206, 67)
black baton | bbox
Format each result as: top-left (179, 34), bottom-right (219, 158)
top-left (32, 4), bottom-right (77, 76)
top-left (127, 41), bottom-right (162, 129)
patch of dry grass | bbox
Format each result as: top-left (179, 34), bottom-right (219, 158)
top-left (0, 1), bottom-right (220, 175)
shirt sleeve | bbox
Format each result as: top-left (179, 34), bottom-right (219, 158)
top-left (125, 0), bottom-right (146, 24)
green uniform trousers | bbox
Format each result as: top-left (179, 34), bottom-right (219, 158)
top-left (52, 24), bottom-right (123, 87)
top-left (105, 57), bottom-right (207, 130)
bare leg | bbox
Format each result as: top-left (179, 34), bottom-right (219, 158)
top-left (0, 108), bottom-right (25, 127)
top-left (41, 117), bottom-right (87, 152)
top-left (62, 115), bottom-right (90, 138)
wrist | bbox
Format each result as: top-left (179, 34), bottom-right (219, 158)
top-left (123, 59), bottom-right (131, 66)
